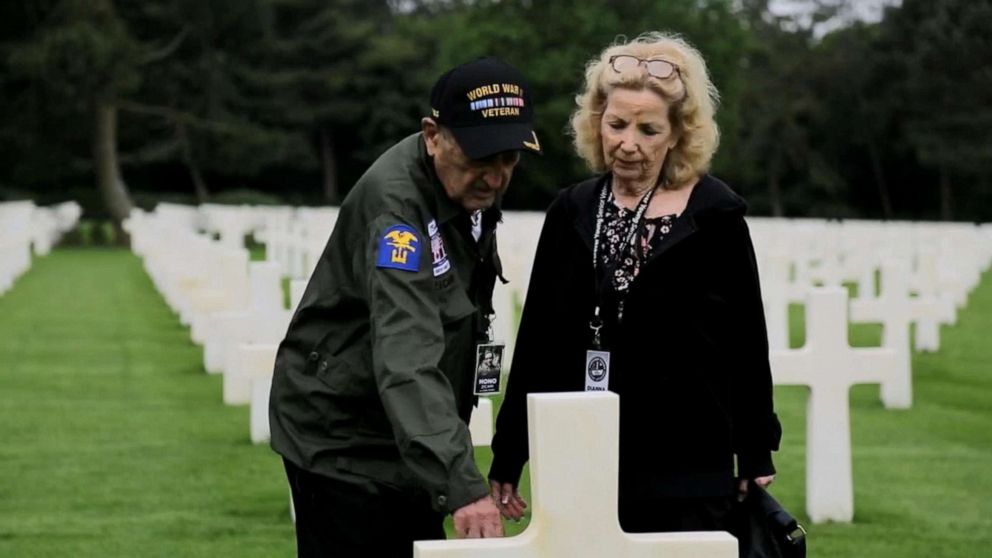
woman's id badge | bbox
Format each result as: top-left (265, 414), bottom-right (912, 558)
top-left (584, 350), bottom-right (610, 391)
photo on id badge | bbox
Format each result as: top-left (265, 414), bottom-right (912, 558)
top-left (474, 343), bottom-right (504, 395)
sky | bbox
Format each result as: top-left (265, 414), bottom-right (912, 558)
top-left (768, 0), bottom-right (903, 36)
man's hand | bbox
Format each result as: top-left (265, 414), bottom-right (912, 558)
top-left (452, 496), bottom-right (504, 538)
top-left (490, 480), bottom-right (528, 521)
top-left (737, 475), bottom-right (776, 501)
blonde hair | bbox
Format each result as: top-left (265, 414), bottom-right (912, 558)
top-left (570, 31), bottom-right (720, 188)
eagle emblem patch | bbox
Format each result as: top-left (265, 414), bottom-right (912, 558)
top-left (376, 225), bottom-right (421, 272)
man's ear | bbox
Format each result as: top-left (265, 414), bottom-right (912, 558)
top-left (422, 117), bottom-right (440, 156)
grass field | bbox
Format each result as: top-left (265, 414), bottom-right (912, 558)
top-left (0, 249), bottom-right (294, 556)
top-left (1, 248), bottom-right (991, 556)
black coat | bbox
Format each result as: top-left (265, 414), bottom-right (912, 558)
top-left (489, 174), bottom-right (781, 499)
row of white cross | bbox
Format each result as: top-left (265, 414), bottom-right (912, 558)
top-left (0, 201), bottom-right (81, 295)
top-left (753, 218), bottom-right (987, 354)
top-left (751, 219), bottom-right (989, 523)
top-left (124, 202), bottom-right (991, 555)
top-left (153, 202), bottom-right (341, 280)
top-left (124, 205), bottom-right (498, 450)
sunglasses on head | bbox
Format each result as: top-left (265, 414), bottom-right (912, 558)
top-left (609, 55), bottom-right (680, 80)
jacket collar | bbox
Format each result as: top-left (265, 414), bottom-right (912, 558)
top-left (417, 134), bottom-right (463, 226)
top-left (416, 133), bottom-right (504, 229)
top-left (568, 173), bottom-right (747, 256)
top-left (415, 133), bottom-right (503, 255)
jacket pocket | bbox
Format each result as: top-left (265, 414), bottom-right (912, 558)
top-left (315, 348), bottom-right (375, 399)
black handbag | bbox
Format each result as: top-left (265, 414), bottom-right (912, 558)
top-left (736, 485), bottom-right (807, 558)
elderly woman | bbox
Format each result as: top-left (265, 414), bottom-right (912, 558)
top-left (488, 32), bottom-right (781, 533)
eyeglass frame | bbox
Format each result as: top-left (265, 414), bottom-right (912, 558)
top-left (608, 55), bottom-right (681, 80)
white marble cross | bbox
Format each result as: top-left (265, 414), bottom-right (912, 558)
top-left (770, 287), bottom-right (898, 523)
top-left (248, 343), bottom-right (280, 444)
top-left (414, 392), bottom-right (737, 557)
top-left (757, 248), bottom-right (800, 351)
top-left (848, 257), bottom-right (916, 409)
top-left (909, 244), bottom-right (957, 350)
top-left (0, 201), bottom-right (34, 293)
top-left (0, 236), bottom-right (31, 294)
top-left (469, 398), bottom-right (494, 447)
top-left (224, 277), bottom-right (304, 406)
top-left (203, 261), bottom-right (286, 374)
top-left (490, 283), bottom-right (517, 365)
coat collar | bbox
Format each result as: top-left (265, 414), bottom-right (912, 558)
top-left (567, 173), bottom-right (747, 257)
top-left (416, 133), bottom-right (504, 228)
top-left (417, 134), bottom-right (463, 226)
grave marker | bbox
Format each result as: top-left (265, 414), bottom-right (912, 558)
top-left (415, 393), bottom-right (737, 557)
top-left (770, 288), bottom-right (898, 523)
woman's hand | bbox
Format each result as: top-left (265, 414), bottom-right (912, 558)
top-left (490, 480), bottom-right (528, 521)
top-left (737, 475), bottom-right (776, 501)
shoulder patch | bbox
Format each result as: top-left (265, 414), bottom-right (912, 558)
top-left (376, 225), bottom-right (421, 272)
top-left (427, 218), bottom-right (452, 277)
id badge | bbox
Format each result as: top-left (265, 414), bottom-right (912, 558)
top-left (474, 342), bottom-right (505, 395)
top-left (584, 350), bottom-right (610, 391)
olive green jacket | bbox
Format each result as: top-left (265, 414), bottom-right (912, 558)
top-left (269, 132), bottom-right (502, 513)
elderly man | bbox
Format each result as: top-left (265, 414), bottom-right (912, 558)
top-left (269, 57), bottom-right (541, 558)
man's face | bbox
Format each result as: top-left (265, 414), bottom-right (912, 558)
top-left (423, 119), bottom-right (520, 212)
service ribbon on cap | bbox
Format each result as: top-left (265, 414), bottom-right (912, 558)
top-left (466, 83), bottom-right (526, 118)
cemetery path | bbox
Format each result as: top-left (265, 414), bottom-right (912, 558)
top-left (0, 248), bottom-right (293, 557)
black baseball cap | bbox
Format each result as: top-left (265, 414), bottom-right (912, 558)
top-left (430, 57), bottom-right (542, 160)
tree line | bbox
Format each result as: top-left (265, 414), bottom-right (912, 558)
top-left (1, 0), bottom-right (989, 222)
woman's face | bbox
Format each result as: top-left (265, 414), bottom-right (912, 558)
top-left (600, 87), bottom-right (677, 187)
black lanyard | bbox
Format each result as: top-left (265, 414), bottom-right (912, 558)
top-left (589, 179), bottom-right (656, 348)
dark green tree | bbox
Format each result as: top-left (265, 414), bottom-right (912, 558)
top-left (426, 0), bottom-right (746, 209)
top-left (0, 1), bottom-right (78, 200)
top-left (883, 0), bottom-right (992, 220)
top-left (807, 23), bottom-right (899, 218)
top-left (8, 0), bottom-right (145, 221)
top-left (238, 0), bottom-right (396, 203)
top-left (116, 0), bottom-right (312, 204)
top-left (731, 0), bottom-right (821, 216)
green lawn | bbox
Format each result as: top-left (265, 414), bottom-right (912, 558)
top-left (2, 248), bottom-right (991, 556)
top-left (0, 249), bottom-right (294, 557)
